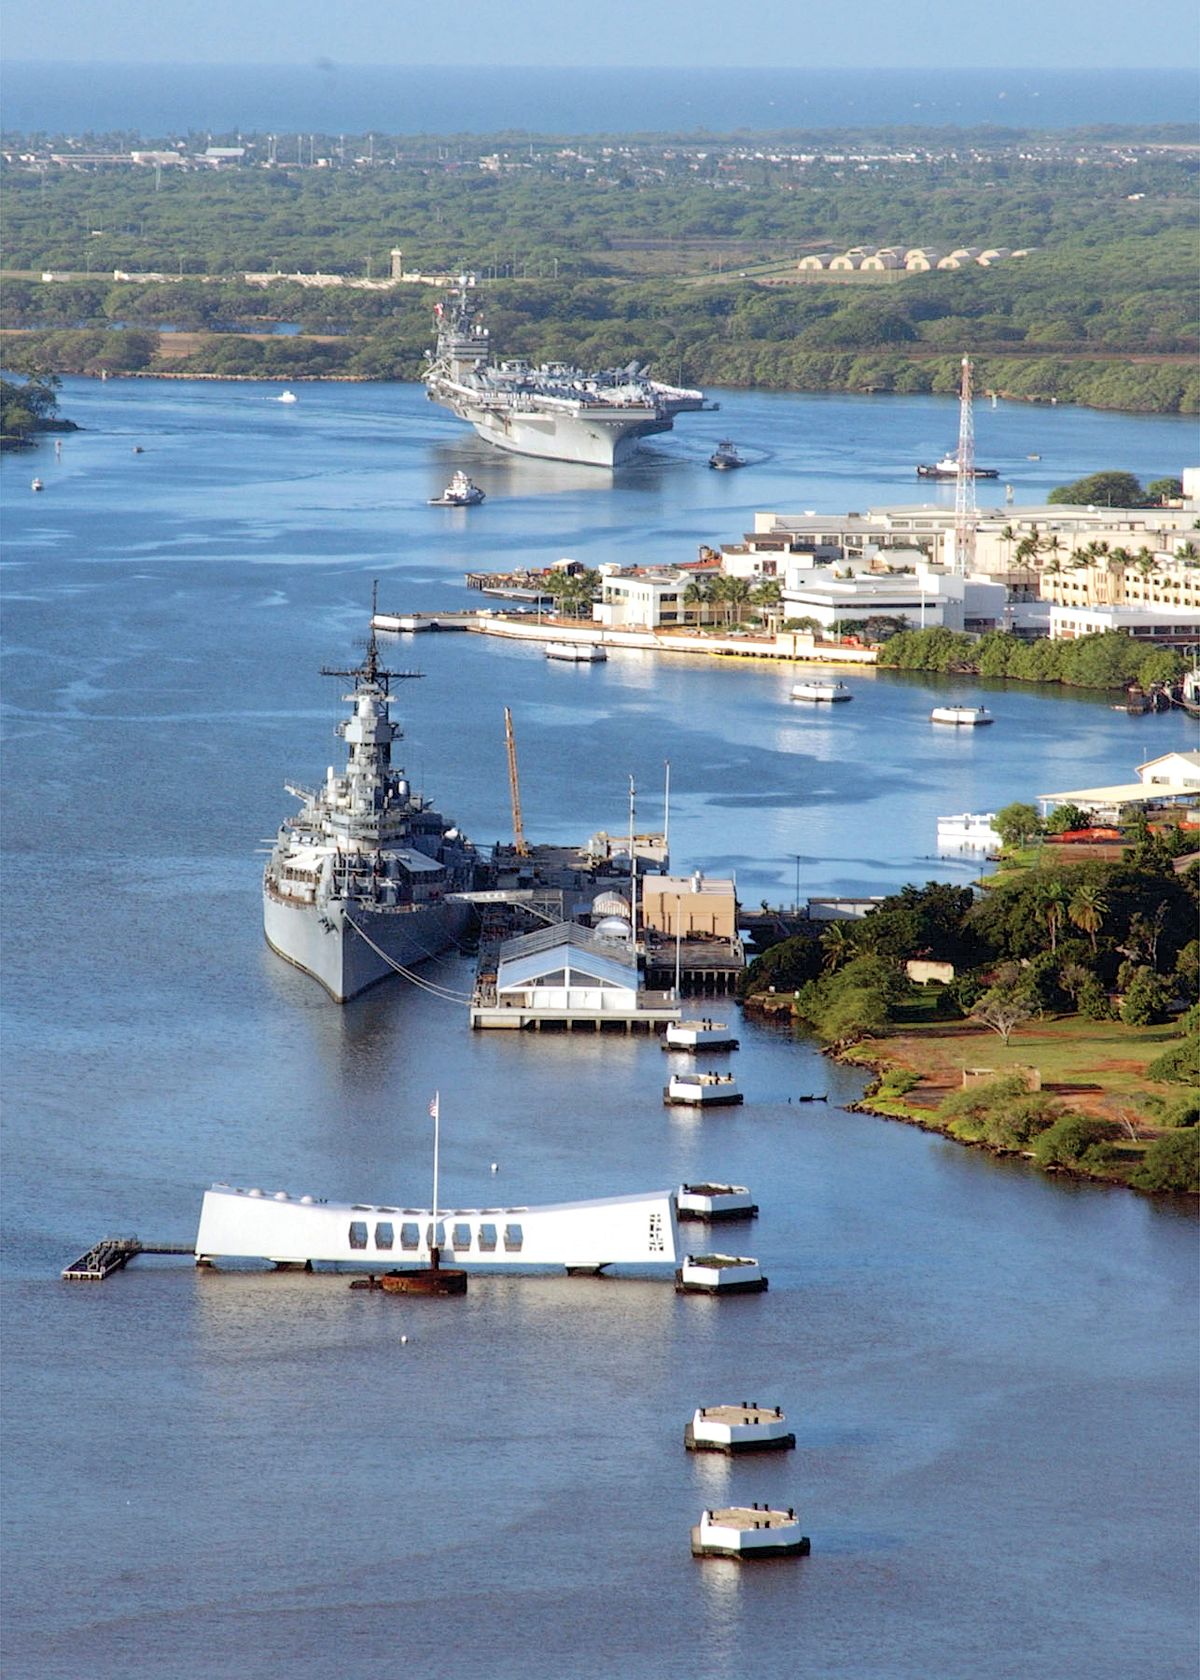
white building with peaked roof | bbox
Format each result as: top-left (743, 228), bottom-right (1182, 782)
top-left (495, 922), bottom-right (640, 1014)
top-left (1137, 751), bottom-right (1200, 789)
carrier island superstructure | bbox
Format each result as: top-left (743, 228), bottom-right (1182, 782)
top-left (262, 625), bottom-right (476, 1003)
top-left (423, 281), bottom-right (713, 468)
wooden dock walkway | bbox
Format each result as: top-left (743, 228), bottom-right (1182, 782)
top-left (61, 1237), bottom-right (194, 1281)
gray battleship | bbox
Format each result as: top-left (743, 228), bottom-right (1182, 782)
top-left (423, 281), bottom-right (713, 468)
top-left (263, 618), bottom-right (476, 1003)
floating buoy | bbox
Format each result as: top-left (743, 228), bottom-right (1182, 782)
top-left (399, 1334), bottom-right (409, 1345)
top-left (490, 1162), bottom-right (499, 1173)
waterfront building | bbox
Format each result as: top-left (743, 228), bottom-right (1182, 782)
top-left (1045, 553), bottom-right (1200, 609)
top-left (1137, 751), bottom-right (1200, 789)
top-left (778, 557), bottom-right (1032, 635)
top-left (594, 568), bottom-right (692, 629)
top-left (493, 923), bottom-right (641, 1015)
top-left (640, 874), bottom-right (738, 941)
top-left (1040, 751), bottom-right (1200, 822)
top-left (1046, 602), bottom-right (1200, 644)
top-left (751, 505), bottom-right (1200, 582)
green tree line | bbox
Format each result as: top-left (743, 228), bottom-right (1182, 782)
top-left (876, 628), bottom-right (1192, 690)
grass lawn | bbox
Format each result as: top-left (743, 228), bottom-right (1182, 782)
top-left (872, 1013), bottom-right (1182, 1127)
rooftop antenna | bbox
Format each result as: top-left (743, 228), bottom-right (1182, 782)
top-left (663, 758), bottom-right (671, 873)
top-left (952, 354), bottom-right (978, 576)
top-left (628, 775), bottom-right (638, 944)
top-left (319, 580), bottom-right (421, 694)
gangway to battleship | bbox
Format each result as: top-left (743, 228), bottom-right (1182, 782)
top-left (446, 888), bottom-right (562, 926)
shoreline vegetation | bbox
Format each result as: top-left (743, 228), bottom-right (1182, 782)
top-left (1, 326), bottom-right (1194, 417)
top-left (740, 859), bottom-right (1200, 1195)
top-left (875, 626), bottom-right (1194, 693)
top-left (0, 372), bottom-right (76, 449)
top-left (2, 123), bottom-right (1196, 415)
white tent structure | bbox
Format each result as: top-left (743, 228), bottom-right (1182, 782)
top-left (495, 922), bottom-right (639, 1014)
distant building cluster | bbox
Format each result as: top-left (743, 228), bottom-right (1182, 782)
top-left (798, 246), bottom-right (1030, 273)
top-left (588, 493), bottom-right (1200, 647)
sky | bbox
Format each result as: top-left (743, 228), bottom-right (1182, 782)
top-left (3, 0), bottom-right (1196, 68)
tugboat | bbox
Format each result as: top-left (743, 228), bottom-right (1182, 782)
top-left (429, 469), bottom-right (486, 507)
top-left (262, 590), bottom-right (477, 1002)
top-left (708, 440), bottom-right (746, 470)
top-left (917, 453), bottom-right (999, 480)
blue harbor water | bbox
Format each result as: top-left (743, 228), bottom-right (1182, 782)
top-left (3, 63), bottom-right (1196, 137)
top-left (1, 378), bottom-right (1196, 1679)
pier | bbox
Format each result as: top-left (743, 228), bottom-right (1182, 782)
top-left (61, 1237), bottom-right (195, 1281)
top-left (373, 609), bottom-right (878, 666)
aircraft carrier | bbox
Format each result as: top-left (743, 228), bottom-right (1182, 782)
top-left (423, 281), bottom-right (713, 467)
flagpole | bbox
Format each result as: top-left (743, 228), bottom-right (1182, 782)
top-left (431, 1091), bottom-right (440, 1224)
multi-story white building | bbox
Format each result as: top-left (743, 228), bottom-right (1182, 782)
top-left (1046, 603), bottom-right (1200, 644)
top-left (593, 569), bottom-right (691, 629)
top-left (778, 559), bottom-right (1035, 635)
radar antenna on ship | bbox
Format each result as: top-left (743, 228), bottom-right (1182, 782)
top-left (319, 581), bottom-right (423, 694)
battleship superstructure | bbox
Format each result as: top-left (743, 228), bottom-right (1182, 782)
top-left (263, 616), bottom-right (476, 1002)
top-left (423, 280), bottom-right (713, 467)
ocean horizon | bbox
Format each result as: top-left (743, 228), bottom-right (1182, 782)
top-left (2, 63), bottom-right (1195, 138)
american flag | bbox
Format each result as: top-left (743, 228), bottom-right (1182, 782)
top-left (429, 1094), bottom-right (439, 1118)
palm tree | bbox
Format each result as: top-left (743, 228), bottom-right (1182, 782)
top-left (750, 578), bottom-right (782, 626)
top-left (683, 577), bottom-right (713, 625)
top-left (719, 576), bottom-right (753, 626)
top-left (1068, 884), bottom-right (1109, 955)
top-left (999, 524), bottom-right (1016, 573)
top-left (820, 921), bottom-right (856, 973)
top-left (1037, 879), bottom-right (1069, 954)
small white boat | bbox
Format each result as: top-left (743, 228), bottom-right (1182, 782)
top-left (664, 1072), bottom-right (743, 1108)
top-left (792, 679), bottom-right (851, 703)
top-left (675, 1253), bottom-right (766, 1294)
top-left (937, 812), bottom-right (1000, 849)
top-left (665, 1019), bottom-right (738, 1052)
top-left (931, 705), bottom-right (994, 726)
top-left (676, 1183), bottom-right (757, 1222)
top-left (708, 440), bottom-right (746, 470)
top-left (545, 641), bottom-right (606, 663)
top-left (276, 390), bottom-right (298, 404)
top-left (684, 1403), bottom-right (793, 1453)
top-left (30, 478), bottom-right (44, 492)
top-left (691, 1504), bottom-right (809, 1558)
top-left (429, 470), bottom-right (485, 507)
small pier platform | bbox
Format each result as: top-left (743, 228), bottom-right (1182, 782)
top-left (61, 1237), bottom-right (194, 1280)
top-left (470, 997), bottom-right (681, 1033)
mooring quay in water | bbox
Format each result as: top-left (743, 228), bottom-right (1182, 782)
top-left (373, 610), bottom-right (878, 667)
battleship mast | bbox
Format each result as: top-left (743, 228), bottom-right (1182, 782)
top-left (951, 355), bottom-right (978, 576)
